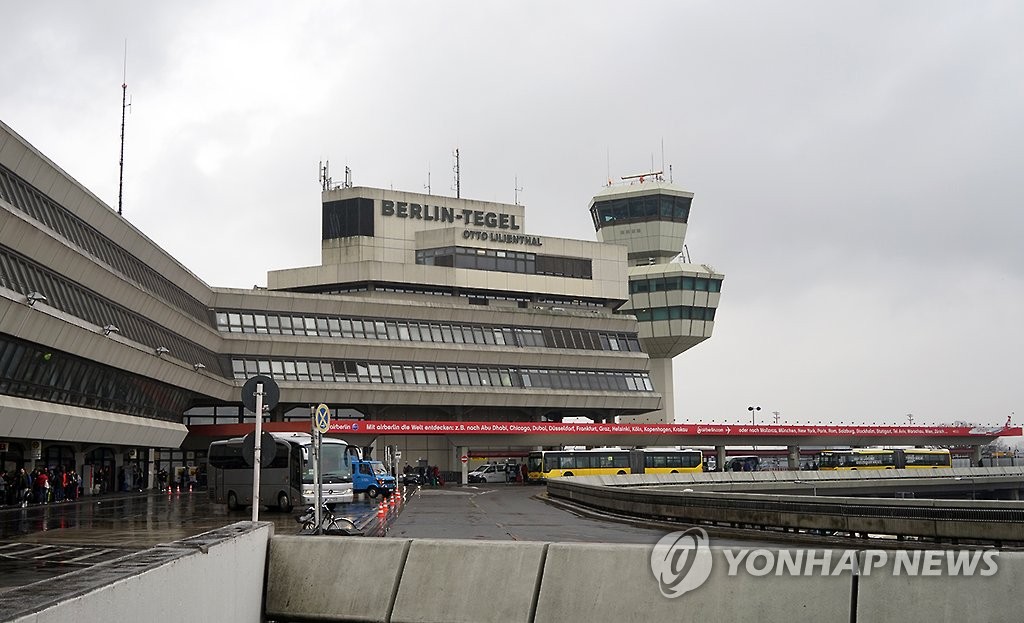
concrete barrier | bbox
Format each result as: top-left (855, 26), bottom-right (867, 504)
top-left (534, 544), bottom-right (850, 623)
top-left (266, 535), bottom-right (411, 622)
top-left (390, 539), bottom-right (546, 623)
top-left (11, 521), bottom-right (1024, 622)
top-left (856, 550), bottom-right (1024, 622)
top-left (1, 522), bottom-right (270, 623)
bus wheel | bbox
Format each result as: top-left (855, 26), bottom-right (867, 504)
top-left (617, 470), bottom-right (627, 475)
top-left (563, 472), bottom-right (574, 477)
top-left (367, 486), bottom-right (380, 498)
top-left (277, 492), bottom-right (292, 513)
top-left (670, 470), bottom-right (678, 474)
top-left (227, 491), bottom-right (240, 511)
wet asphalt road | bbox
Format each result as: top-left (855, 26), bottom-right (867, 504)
top-left (0, 487), bottom-right (385, 591)
top-left (1, 483), bottom-right (780, 593)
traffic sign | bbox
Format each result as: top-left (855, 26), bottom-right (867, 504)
top-left (242, 431), bottom-right (277, 467)
top-left (314, 403), bottom-right (331, 434)
top-left (241, 375), bottom-right (279, 412)
top-left (460, 455), bottom-right (469, 464)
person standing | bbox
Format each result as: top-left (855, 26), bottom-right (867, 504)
top-left (35, 470), bottom-right (49, 504)
top-left (17, 468), bottom-right (31, 507)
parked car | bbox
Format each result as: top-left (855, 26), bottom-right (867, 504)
top-left (467, 463), bottom-right (515, 483)
top-left (400, 472), bottom-right (424, 486)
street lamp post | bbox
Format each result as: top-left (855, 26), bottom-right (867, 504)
top-left (748, 405), bottom-right (761, 451)
top-left (748, 405), bottom-right (761, 425)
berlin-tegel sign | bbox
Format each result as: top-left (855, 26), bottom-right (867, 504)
top-left (326, 420), bottom-right (1022, 437)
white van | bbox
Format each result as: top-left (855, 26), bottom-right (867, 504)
top-left (467, 463), bottom-right (512, 483)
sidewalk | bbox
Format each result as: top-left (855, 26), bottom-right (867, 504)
top-left (0, 486), bottom-right (200, 513)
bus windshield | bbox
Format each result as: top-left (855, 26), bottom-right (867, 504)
top-left (302, 441), bottom-right (352, 484)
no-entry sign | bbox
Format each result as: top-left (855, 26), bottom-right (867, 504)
top-left (460, 455), bottom-right (468, 463)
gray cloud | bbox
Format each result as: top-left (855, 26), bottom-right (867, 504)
top-left (2, 1), bottom-right (1020, 426)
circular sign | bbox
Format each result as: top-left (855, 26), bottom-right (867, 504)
top-left (241, 375), bottom-right (279, 412)
top-left (314, 403), bottom-right (331, 434)
top-left (242, 431), bottom-right (278, 467)
top-left (460, 455), bottom-right (469, 464)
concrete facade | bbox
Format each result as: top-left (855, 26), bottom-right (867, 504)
top-left (0, 119), bottom-right (723, 476)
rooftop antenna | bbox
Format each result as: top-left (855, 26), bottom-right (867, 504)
top-left (669, 163), bottom-right (673, 183)
top-left (606, 149), bottom-right (611, 186)
top-left (424, 165), bottom-right (431, 195)
top-left (318, 160), bottom-right (332, 191)
top-left (117, 40), bottom-right (131, 216)
top-left (453, 148), bottom-right (461, 198)
top-left (514, 176), bottom-right (523, 205)
top-left (660, 138), bottom-right (665, 180)
top-left (343, 165), bottom-right (352, 188)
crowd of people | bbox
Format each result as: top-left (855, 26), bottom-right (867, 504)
top-left (0, 463), bottom-right (199, 507)
top-left (0, 467), bottom-right (82, 507)
top-left (404, 463), bottom-right (445, 486)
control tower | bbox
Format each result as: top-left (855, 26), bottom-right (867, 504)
top-left (588, 173), bottom-right (724, 423)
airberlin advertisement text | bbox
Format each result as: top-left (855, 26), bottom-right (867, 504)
top-left (326, 421), bottom-right (1023, 437)
top-left (188, 421), bottom-right (1021, 439)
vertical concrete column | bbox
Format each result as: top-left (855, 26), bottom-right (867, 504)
top-left (115, 452), bottom-right (124, 492)
top-left (647, 358), bottom-right (675, 424)
top-left (971, 445), bottom-right (983, 467)
top-left (459, 446), bottom-right (468, 485)
top-left (716, 446), bottom-right (726, 471)
top-left (147, 448), bottom-right (156, 490)
top-left (74, 451), bottom-right (87, 496)
top-left (787, 446), bottom-right (800, 471)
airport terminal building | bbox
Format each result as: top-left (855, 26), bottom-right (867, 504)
top-left (0, 119), bottom-right (723, 486)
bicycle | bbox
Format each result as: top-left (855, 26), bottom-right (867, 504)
top-left (295, 504), bottom-right (361, 536)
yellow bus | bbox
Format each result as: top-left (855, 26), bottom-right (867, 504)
top-left (818, 448), bottom-right (951, 470)
top-left (527, 448), bottom-right (703, 480)
top-left (900, 448), bottom-right (952, 468)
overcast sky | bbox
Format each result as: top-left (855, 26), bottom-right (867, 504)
top-left (3, 2), bottom-right (1021, 429)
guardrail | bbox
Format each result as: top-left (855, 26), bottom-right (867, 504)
top-left (546, 469), bottom-right (1024, 544)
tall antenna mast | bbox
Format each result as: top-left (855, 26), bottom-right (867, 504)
top-left (514, 176), bottom-right (523, 205)
top-left (118, 40), bottom-right (131, 216)
top-left (318, 160), bottom-right (331, 191)
top-left (424, 165), bottom-right (431, 195)
top-left (453, 148), bottom-right (460, 198)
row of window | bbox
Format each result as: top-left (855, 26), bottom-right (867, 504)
top-left (215, 311), bottom-right (643, 352)
top-left (629, 275), bottom-right (723, 294)
top-left (299, 282), bottom-right (610, 310)
top-left (230, 358), bottom-right (655, 392)
top-left (627, 306), bottom-right (717, 322)
top-left (0, 247), bottom-right (222, 371)
top-left (0, 164), bottom-right (210, 323)
top-left (0, 333), bottom-right (191, 422)
top-left (589, 194), bottom-right (692, 230)
top-left (417, 246), bottom-right (593, 280)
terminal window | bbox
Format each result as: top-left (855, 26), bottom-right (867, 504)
top-left (323, 198), bottom-right (374, 239)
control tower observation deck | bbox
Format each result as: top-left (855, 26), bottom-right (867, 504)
top-left (588, 173), bottom-right (725, 423)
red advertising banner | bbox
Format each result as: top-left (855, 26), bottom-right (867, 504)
top-left (327, 420), bottom-right (1023, 437)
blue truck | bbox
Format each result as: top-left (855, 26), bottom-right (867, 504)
top-left (351, 458), bottom-right (397, 498)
